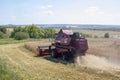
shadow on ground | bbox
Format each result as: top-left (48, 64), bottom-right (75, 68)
top-left (43, 56), bottom-right (74, 65)
top-left (19, 45), bottom-right (74, 65)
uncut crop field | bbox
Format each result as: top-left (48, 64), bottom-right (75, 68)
top-left (24, 39), bottom-right (51, 55)
top-left (88, 38), bottom-right (120, 61)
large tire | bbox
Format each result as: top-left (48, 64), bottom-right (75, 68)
top-left (51, 49), bottom-right (58, 58)
top-left (69, 50), bottom-right (78, 62)
top-left (62, 53), bottom-right (69, 61)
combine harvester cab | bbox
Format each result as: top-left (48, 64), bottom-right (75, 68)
top-left (37, 29), bottom-right (88, 61)
top-left (70, 32), bottom-right (88, 55)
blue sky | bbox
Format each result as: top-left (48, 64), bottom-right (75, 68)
top-left (0, 0), bottom-right (120, 25)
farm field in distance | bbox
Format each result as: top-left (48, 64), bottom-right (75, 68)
top-left (0, 29), bottom-right (120, 80)
top-left (73, 29), bottom-right (120, 39)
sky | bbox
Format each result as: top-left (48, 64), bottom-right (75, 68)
top-left (0, 0), bottom-right (120, 25)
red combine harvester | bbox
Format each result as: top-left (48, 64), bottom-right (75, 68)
top-left (37, 29), bottom-right (88, 61)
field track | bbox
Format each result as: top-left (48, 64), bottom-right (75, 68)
top-left (0, 43), bottom-right (120, 80)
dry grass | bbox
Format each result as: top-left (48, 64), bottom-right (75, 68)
top-left (7, 28), bottom-right (13, 32)
top-left (88, 38), bottom-right (120, 62)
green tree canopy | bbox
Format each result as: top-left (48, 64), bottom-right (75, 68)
top-left (0, 26), bottom-right (7, 34)
top-left (11, 24), bottom-right (56, 39)
top-left (14, 32), bottom-right (29, 40)
top-left (23, 24), bottom-right (41, 38)
top-left (43, 28), bottom-right (56, 38)
top-left (10, 26), bottom-right (23, 38)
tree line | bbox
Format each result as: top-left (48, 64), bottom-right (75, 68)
top-left (0, 24), bottom-right (56, 40)
top-left (0, 26), bottom-right (8, 39)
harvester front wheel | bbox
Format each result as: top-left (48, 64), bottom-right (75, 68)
top-left (62, 53), bottom-right (69, 61)
top-left (51, 49), bottom-right (58, 58)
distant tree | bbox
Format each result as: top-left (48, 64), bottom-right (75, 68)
top-left (38, 28), bottom-right (45, 38)
top-left (0, 31), bottom-right (9, 39)
top-left (0, 26), bottom-right (7, 34)
top-left (23, 24), bottom-right (40, 38)
top-left (10, 24), bottom-right (56, 39)
top-left (14, 26), bottom-right (23, 32)
top-left (43, 28), bottom-right (56, 38)
top-left (10, 26), bottom-right (23, 38)
top-left (14, 32), bottom-right (29, 40)
top-left (0, 31), bottom-right (5, 39)
top-left (104, 33), bottom-right (109, 38)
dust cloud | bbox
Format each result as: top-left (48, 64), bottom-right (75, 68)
top-left (75, 54), bottom-right (120, 72)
